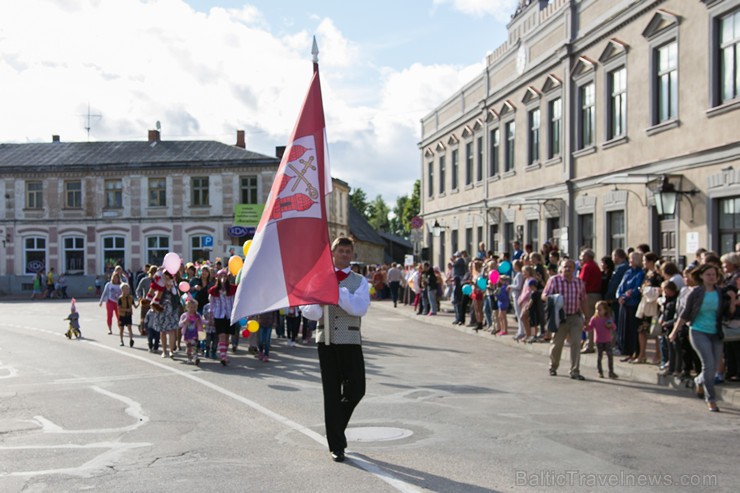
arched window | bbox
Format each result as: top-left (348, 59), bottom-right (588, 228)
top-left (24, 237), bottom-right (46, 274)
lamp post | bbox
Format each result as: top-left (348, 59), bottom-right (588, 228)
top-left (432, 220), bottom-right (443, 237)
top-left (653, 175), bottom-right (697, 216)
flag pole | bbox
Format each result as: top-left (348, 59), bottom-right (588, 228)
top-left (313, 35), bottom-right (331, 346)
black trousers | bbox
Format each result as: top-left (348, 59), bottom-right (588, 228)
top-left (317, 343), bottom-right (365, 453)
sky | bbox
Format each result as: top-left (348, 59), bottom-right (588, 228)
top-left (0, 0), bottom-right (518, 203)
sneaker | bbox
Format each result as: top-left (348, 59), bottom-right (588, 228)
top-left (598, 371), bottom-right (604, 378)
top-left (221, 358), bottom-right (227, 366)
top-left (255, 351), bottom-right (263, 359)
top-left (714, 374), bottom-right (725, 384)
top-left (120, 342), bottom-right (124, 347)
top-left (161, 351), bottom-right (168, 358)
top-left (608, 372), bottom-right (619, 379)
top-left (65, 332), bottom-right (71, 339)
top-left (262, 355), bottom-right (269, 363)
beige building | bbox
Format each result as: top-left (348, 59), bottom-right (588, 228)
top-left (420, 0), bottom-right (740, 269)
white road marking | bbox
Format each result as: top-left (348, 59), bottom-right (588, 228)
top-left (34, 386), bottom-right (149, 434)
top-left (0, 360), bottom-right (18, 379)
top-left (84, 339), bottom-right (423, 493)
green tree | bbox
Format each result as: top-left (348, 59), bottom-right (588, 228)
top-left (367, 194), bottom-right (390, 231)
top-left (390, 195), bottom-right (409, 235)
top-left (349, 187), bottom-right (369, 219)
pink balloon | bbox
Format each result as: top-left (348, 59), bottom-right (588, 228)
top-left (489, 271), bottom-right (500, 284)
top-left (178, 281), bottom-right (190, 293)
top-left (162, 252), bottom-right (181, 275)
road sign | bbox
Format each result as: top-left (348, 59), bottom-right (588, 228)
top-left (202, 235), bottom-right (214, 248)
top-left (410, 215), bottom-right (424, 230)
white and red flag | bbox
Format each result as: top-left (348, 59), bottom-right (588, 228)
top-left (231, 40), bottom-right (337, 321)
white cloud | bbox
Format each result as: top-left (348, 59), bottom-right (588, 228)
top-left (433, 0), bottom-right (518, 22)
top-left (0, 0), bottom-right (484, 203)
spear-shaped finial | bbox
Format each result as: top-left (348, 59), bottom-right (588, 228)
top-left (312, 35), bottom-right (319, 64)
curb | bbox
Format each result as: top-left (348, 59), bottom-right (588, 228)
top-left (372, 300), bottom-right (740, 407)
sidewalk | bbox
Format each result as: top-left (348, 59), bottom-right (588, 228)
top-left (372, 299), bottom-right (740, 407)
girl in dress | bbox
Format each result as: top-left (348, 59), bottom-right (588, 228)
top-left (155, 272), bottom-right (180, 359)
top-left (179, 298), bottom-right (204, 365)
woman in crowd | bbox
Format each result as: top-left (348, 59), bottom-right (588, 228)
top-left (616, 251), bottom-right (645, 362)
top-left (191, 265), bottom-right (213, 314)
top-left (154, 271), bottom-right (180, 359)
top-left (670, 264), bottom-right (727, 412)
top-left (99, 273), bottom-right (122, 334)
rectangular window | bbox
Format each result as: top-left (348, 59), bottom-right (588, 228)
top-left (490, 224), bottom-right (499, 254)
top-left (527, 219), bottom-right (539, 253)
top-left (720, 10), bottom-right (740, 103)
top-left (148, 178), bottom-right (166, 207)
top-left (489, 128), bottom-right (500, 176)
top-left (504, 223), bottom-right (515, 253)
top-left (465, 227), bottom-right (473, 256)
top-left (439, 156), bottom-right (446, 194)
top-left (24, 237), bottom-right (46, 274)
top-left (546, 217), bottom-right (560, 245)
top-left (579, 83), bottom-right (595, 148)
top-left (26, 181), bottom-right (43, 209)
top-left (476, 136), bottom-right (483, 182)
top-left (191, 235), bottom-right (210, 263)
top-left (451, 149), bottom-right (459, 190)
top-left (191, 177), bottom-right (209, 206)
top-left (528, 108), bottom-right (540, 165)
top-left (147, 236), bottom-right (170, 266)
top-left (105, 179), bottom-right (123, 209)
top-left (578, 213), bottom-right (594, 250)
top-left (656, 42), bottom-right (678, 123)
top-left (240, 176), bottom-right (258, 204)
top-left (451, 229), bottom-right (459, 255)
top-left (607, 210), bottom-right (625, 252)
top-left (548, 98), bottom-right (561, 159)
top-left (465, 142), bottom-right (473, 186)
top-left (63, 237), bottom-right (84, 273)
top-left (719, 197), bottom-right (740, 254)
top-left (427, 162), bottom-right (434, 197)
top-left (102, 236), bottom-right (126, 272)
top-left (477, 226), bottom-right (483, 252)
top-left (504, 121), bottom-right (515, 172)
top-left (65, 181), bottom-right (82, 209)
top-left (608, 67), bottom-right (627, 140)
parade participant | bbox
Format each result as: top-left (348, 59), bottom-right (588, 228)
top-left (301, 237), bottom-right (370, 462)
top-left (202, 302), bottom-right (217, 358)
top-left (386, 263), bottom-right (403, 307)
top-left (254, 310), bottom-right (278, 362)
top-left (144, 308), bottom-right (159, 353)
top-left (587, 301), bottom-right (618, 379)
top-left (99, 273), bottom-right (122, 334)
top-left (542, 259), bottom-right (587, 380)
top-left (117, 283), bottom-right (138, 347)
top-left (64, 298), bottom-right (81, 339)
top-left (578, 249), bottom-right (602, 354)
top-left (208, 269), bottom-right (238, 366)
top-left (179, 298), bottom-right (204, 365)
top-left (154, 272), bottom-right (180, 359)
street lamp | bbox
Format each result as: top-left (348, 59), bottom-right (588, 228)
top-left (432, 220), bottom-right (443, 237)
top-left (653, 175), bottom-right (697, 216)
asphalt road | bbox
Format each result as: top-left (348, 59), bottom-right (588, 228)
top-left (0, 299), bottom-right (738, 492)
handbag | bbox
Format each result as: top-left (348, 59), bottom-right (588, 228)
top-left (721, 319), bottom-right (740, 342)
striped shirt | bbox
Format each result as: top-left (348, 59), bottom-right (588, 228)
top-left (208, 284), bottom-right (237, 319)
top-left (542, 274), bottom-right (585, 315)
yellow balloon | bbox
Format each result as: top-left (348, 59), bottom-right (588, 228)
top-left (228, 255), bottom-right (243, 276)
top-left (247, 320), bottom-right (260, 333)
top-left (242, 239), bottom-right (252, 257)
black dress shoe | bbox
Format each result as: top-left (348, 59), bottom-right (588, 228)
top-left (330, 450), bottom-right (345, 462)
top-left (570, 374), bottom-right (586, 381)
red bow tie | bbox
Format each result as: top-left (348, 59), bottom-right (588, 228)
top-left (336, 270), bottom-right (349, 283)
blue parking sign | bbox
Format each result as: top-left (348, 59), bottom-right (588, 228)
top-left (202, 235), bottom-right (214, 248)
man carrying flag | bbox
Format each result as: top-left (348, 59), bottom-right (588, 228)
top-left (301, 236), bottom-right (370, 462)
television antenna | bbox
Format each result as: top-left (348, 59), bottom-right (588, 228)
top-left (80, 103), bottom-right (102, 141)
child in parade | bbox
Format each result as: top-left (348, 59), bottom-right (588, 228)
top-left (117, 283), bottom-right (138, 347)
top-left (202, 301), bottom-right (217, 358)
top-left (64, 298), bottom-right (81, 339)
top-left (285, 306), bottom-right (302, 347)
top-left (179, 298), bottom-right (204, 365)
top-left (99, 273), bottom-right (122, 334)
top-left (658, 280), bottom-right (679, 374)
top-left (144, 308), bottom-right (159, 353)
top-left (587, 301), bottom-right (618, 379)
top-left (496, 276), bottom-right (510, 336)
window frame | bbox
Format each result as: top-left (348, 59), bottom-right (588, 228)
top-left (102, 235), bottom-right (126, 272)
top-left (526, 219), bottom-right (539, 253)
top-left (146, 235), bottom-right (170, 266)
top-left (451, 148), bottom-right (459, 191)
top-left (645, 20), bottom-right (680, 134)
top-left (438, 155), bottom-right (446, 195)
top-left (26, 181), bottom-right (43, 209)
top-left (62, 236), bottom-right (85, 274)
top-left (64, 180), bottom-right (82, 209)
top-left (709, 5), bottom-right (740, 110)
top-left (104, 179), bottom-right (123, 209)
top-left (464, 141), bottom-right (474, 187)
top-left (427, 161), bottom-right (434, 198)
top-left (476, 135), bottom-right (484, 182)
top-left (547, 96), bottom-right (562, 161)
top-left (577, 81), bottom-right (596, 150)
top-left (655, 41), bottom-right (679, 125)
top-left (606, 65), bottom-right (628, 143)
top-left (527, 107), bottom-right (541, 166)
top-left (24, 236), bottom-right (46, 275)
top-left (148, 177), bottom-right (167, 207)
top-left (191, 235), bottom-right (211, 264)
top-left (606, 209), bottom-right (626, 253)
top-left (191, 176), bottom-right (210, 207)
top-left (240, 175), bottom-right (259, 204)
top-left (503, 119), bottom-right (516, 173)
top-left (489, 127), bottom-right (500, 178)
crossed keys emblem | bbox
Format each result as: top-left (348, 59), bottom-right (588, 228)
top-left (287, 156), bottom-right (319, 200)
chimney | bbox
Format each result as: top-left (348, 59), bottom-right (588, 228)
top-left (276, 146), bottom-right (286, 160)
top-left (235, 130), bottom-right (246, 149)
top-left (52, 135), bottom-right (60, 143)
top-left (148, 130), bottom-right (161, 143)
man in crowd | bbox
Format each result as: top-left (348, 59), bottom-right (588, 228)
top-left (386, 263), bottom-right (403, 308)
top-left (579, 249), bottom-right (602, 354)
